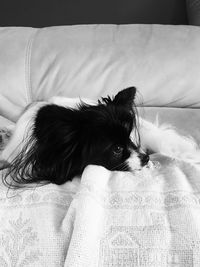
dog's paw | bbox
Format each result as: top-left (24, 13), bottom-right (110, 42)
top-left (0, 128), bottom-right (12, 151)
top-left (0, 128), bottom-right (12, 170)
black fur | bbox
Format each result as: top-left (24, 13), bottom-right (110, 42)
top-left (4, 87), bottom-right (145, 187)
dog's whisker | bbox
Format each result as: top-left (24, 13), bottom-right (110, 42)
top-left (110, 162), bottom-right (128, 171)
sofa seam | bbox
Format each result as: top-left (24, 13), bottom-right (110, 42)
top-left (25, 28), bottom-right (40, 104)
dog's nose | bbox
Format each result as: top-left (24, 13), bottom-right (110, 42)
top-left (140, 153), bottom-right (150, 166)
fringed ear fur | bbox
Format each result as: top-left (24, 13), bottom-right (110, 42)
top-left (3, 104), bottom-right (82, 187)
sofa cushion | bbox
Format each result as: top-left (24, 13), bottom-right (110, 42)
top-left (1, 25), bottom-right (200, 121)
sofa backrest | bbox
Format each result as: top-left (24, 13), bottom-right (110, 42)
top-left (1, 25), bottom-right (200, 122)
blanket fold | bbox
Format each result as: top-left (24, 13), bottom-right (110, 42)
top-left (0, 155), bottom-right (200, 266)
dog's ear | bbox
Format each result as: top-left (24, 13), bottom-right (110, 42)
top-left (113, 87), bottom-right (136, 110)
top-left (33, 104), bottom-right (80, 184)
top-left (34, 104), bottom-right (76, 141)
top-left (3, 105), bottom-right (81, 187)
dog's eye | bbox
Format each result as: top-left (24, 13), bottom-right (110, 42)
top-left (112, 145), bottom-right (123, 156)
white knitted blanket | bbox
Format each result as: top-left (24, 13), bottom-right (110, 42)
top-left (0, 154), bottom-right (200, 267)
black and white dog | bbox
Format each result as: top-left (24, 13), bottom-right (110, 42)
top-left (1, 87), bottom-right (199, 186)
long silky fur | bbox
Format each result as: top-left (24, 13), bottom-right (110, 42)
top-left (3, 130), bottom-right (43, 188)
top-left (3, 109), bottom-right (82, 188)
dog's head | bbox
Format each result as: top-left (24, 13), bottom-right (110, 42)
top-left (5, 87), bottom-right (149, 186)
top-left (73, 87), bottom-right (149, 174)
